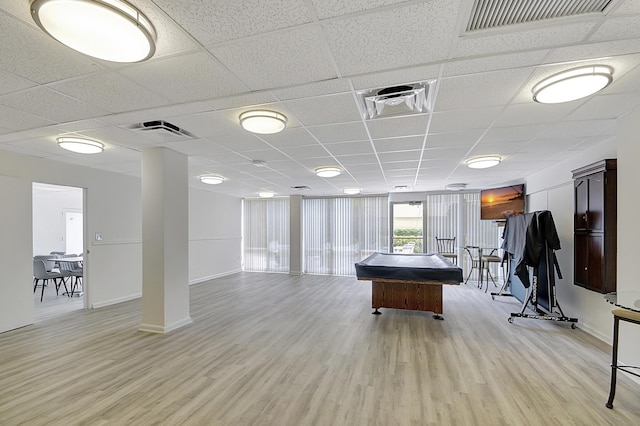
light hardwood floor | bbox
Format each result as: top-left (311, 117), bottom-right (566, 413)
top-left (2, 273), bottom-right (639, 425)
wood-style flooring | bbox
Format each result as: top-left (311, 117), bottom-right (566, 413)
top-left (2, 273), bottom-right (639, 425)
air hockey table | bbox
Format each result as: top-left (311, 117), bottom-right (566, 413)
top-left (355, 252), bottom-right (463, 319)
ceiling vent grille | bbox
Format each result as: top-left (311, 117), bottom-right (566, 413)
top-left (126, 120), bottom-right (194, 142)
top-left (466, 0), bottom-right (614, 32)
top-left (356, 81), bottom-right (434, 120)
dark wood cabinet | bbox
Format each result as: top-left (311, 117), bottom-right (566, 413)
top-left (571, 159), bottom-right (617, 293)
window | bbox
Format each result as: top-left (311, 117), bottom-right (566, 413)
top-left (303, 196), bottom-right (388, 276)
top-left (243, 198), bottom-right (290, 272)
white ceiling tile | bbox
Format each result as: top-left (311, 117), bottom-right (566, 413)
top-left (480, 125), bottom-right (545, 144)
top-left (366, 115), bottom-right (429, 139)
top-left (284, 93), bottom-right (361, 126)
top-left (161, 139), bottom-right (231, 156)
top-left (152, 0), bottom-right (313, 45)
top-left (0, 70), bottom-right (35, 95)
top-left (0, 14), bottom-right (102, 84)
top-left (310, 0), bottom-right (409, 19)
top-left (336, 154), bottom-right (379, 165)
top-left (545, 39), bottom-right (640, 64)
top-left (51, 72), bottom-right (171, 114)
top-left (209, 27), bottom-right (338, 91)
top-left (237, 149), bottom-right (291, 162)
top-left (373, 136), bottom-right (425, 152)
top-left (307, 122), bottom-right (368, 143)
top-left (435, 69), bottom-right (533, 111)
top-left (378, 150), bottom-right (421, 163)
top-left (259, 128), bottom-right (320, 148)
top-left (429, 108), bottom-right (502, 133)
top-left (451, 22), bottom-right (597, 58)
top-left (539, 119), bottom-right (616, 139)
top-left (493, 103), bottom-right (577, 127)
top-left (272, 79), bottom-right (351, 101)
top-left (589, 15), bottom-right (640, 42)
top-left (0, 88), bottom-right (109, 123)
top-left (322, 1), bottom-right (461, 76)
top-left (120, 52), bottom-right (248, 104)
top-left (350, 65), bottom-right (441, 91)
top-left (422, 147), bottom-right (469, 160)
top-left (324, 141), bottom-right (373, 156)
top-left (425, 131), bottom-right (481, 149)
top-left (0, 105), bottom-right (55, 132)
top-left (443, 51), bottom-right (550, 77)
top-left (382, 161), bottom-right (419, 171)
top-left (279, 145), bottom-right (330, 159)
top-left (566, 93), bottom-right (640, 121)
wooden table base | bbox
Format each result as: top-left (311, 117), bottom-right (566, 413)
top-left (371, 279), bottom-right (445, 318)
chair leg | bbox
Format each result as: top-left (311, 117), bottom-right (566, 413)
top-left (33, 278), bottom-right (38, 293)
top-left (40, 278), bottom-right (46, 302)
top-left (606, 315), bottom-right (620, 409)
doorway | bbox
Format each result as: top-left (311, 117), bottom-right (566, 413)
top-left (390, 201), bottom-right (424, 253)
top-left (32, 183), bottom-right (85, 321)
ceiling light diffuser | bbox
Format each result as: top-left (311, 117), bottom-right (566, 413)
top-left (57, 137), bottom-right (104, 154)
top-left (343, 188), bottom-right (361, 195)
top-left (239, 110), bottom-right (287, 134)
top-left (31, 0), bottom-right (157, 63)
top-left (258, 191), bottom-right (275, 198)
top-left (532, 65), bottom-right (613, 103)
top-left (199, 175), bottom-right (225, 185)
top-left (315, 167), bottom-right (341, 178)
top-left (466, 156), bottom-right (501, 169)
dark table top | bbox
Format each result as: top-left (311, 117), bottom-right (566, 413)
top-left (354, 252), bottom-right (463, 283)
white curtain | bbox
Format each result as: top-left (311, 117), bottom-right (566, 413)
top-left (303, 196), bottom-right (389, 276)
top-left (243, 198), bottom-right (290, 272)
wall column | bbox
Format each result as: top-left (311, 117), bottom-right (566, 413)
top-left (290, 195), bottom-right (302, 275)
top-left (139, 147), bottom-right (192, 333)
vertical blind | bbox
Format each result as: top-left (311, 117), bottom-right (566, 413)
top-left (462, 192), bottom-right (504, 276)
top-left (303, 196), bottom-right (389, 276)
top-left (423, 193), bottom-right (460, 254)
top-left (243, 198), bottom-right (290, 272)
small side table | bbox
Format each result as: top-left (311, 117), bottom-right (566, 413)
top-left (604, 292), bottom-right (640, 409)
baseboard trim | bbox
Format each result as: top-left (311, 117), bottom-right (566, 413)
top-left (189, 269), bottom-right (241, 285)
top-left (139, 316), bottom-right (193, 334)
top-left (92, 293), bottom-right (142, 309)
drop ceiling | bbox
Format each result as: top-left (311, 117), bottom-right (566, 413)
top-left (1, 0), bottom-right (639, 197)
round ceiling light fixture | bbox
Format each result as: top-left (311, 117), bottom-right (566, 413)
top-left (532, 65), bottom-right (613, 104)
top-left (258, 191), bottom-right (275, 198)
top-left (199, 174), bottom-right (225, 185)
top-left (57, 136), bottom-right (104, 154)
top-left (466, 156), bottom-right (501, 169)
top-left (239, 110), bottom-right (287, 134)
top-left (315, 167), bottom-right (341, 178)
top-left (31, 0), bottom-right (157, 63)
top-left (343, 188), bottom-right (361, 195)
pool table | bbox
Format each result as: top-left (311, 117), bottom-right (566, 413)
top-left (355, 252), bottom-right (463, 319)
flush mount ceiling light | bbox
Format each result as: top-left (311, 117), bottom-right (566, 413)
top-left (315, 167), bottom-right (341, 178)
top-left (31, 0), bottom-right (157, 63)
top-left (57, 137), bottom-right (104, 154)
top-left (239, 110), bottom-right (287, 134)
top-left (445, 183), bottom-right (467, 191)
top-left (258, 191), bottom-right (275, 198)
top-left (466, 156), bottom-right (501, 169)
top-left (343, 188), bottom-right (361, 195)
top-left (532, 65), bottom-right (613, 103)
top-left (199, 175), bottom-right (225, 185)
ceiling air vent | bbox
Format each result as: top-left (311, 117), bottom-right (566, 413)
top-left (356, 81), bottom-right (434, 120)
top-left (291, 185), bottom-right (311, 191)
top-left (466, 0), bottom-right (614, 32)
top-left (126, 120), bottom-right (194, 142)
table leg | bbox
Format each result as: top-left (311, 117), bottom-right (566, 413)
top-left (606, 314), bottom-right (620, 409)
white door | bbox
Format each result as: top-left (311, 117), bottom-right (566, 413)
top-left (65, 211), bottom-right (83, 255)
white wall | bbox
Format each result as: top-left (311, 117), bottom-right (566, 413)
top-left (617, 110), bottom-right (640, 381)
top-left (525, 140), bottom-right (617, 341)
top-left (189, 188), bottom-right (242, 283)
top-left (0, 150), bottom-right (243, 331)
top-left (32, 185), bottom-right (82, 255)
top-left (0, 176), bottom-right (33, 333)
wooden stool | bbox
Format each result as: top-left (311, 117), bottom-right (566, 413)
top-left (606, 307), bottom-right (640, 409)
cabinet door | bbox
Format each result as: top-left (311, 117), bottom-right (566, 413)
top-left (574, 178), bottom-right (588, 230)
top-left (587, 173), bottom-right (604, 232)
top-left (574, 233), bottom-right (589, 287)
top-left (586, 234), bottom-right (604, 291)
